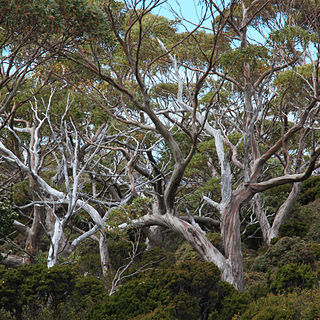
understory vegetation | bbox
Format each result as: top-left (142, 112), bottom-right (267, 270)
top-left (1, 184), bottom-right (320, 319)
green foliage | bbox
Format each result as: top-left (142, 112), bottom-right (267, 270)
top-left (175, 241), bottom-right (200, 262)
top-left (90, 260), bottom-right (242, 320)
top-left (0, 0), bottom-right (110, 41)
top-left (269, 26), bottom-right (316, 49)
top-left (106, 197), bottom-right (153, 232)
top-left (299, 176), bottom-right (320, 205)
top-left (252, 237), bottom-right (316, 272)
top-left (69, 275), bottom-right (106, 313)
top-left (268, 263), bottom-right (316, 294)
top-left (241, 289), bottom-right (320, 320)
top-left (279, 200), bottom-right (320, 243)
top-left (137, 247), bottom-right (175, 269)
top-left (11, 181), bottom-right (31, 206)
top-left (209, 290), bottom-right (250, 320)
top-left (273, 64), bottom-right (314, 109)
top-left (0, 201), bottom-right (17, 246)
top-left (262, 184), bottom-right (292, 216)
top-left (0, 264), bottom-right (77, 317)
top-left (0, 309), bottom-right (14, 320)
top-left (174, 31), bottom-right (228, 68)
top-left (220, 45), bottom-right (270, 81)
top-left (278, 207), bottom-right (309, 239)
top-left (78, 251), bottom-right (101, 276)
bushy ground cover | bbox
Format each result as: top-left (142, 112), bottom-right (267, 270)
top-left (1, 193), bottom-right (320, 319)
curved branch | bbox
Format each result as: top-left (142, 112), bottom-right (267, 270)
top-left (119, 213), bottom-right (226, 270)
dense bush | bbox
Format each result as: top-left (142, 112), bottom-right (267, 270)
top-left (0, 264), bottom-right (77, 319)
top-left (240, 289), bottom-right (320, 320)
top-left (268, 263), bottom-right (317, 293)
top-left (298, 176), bottom-right (320, 205)
top-left (89, 260), bottom-right (245, 320)
top-left (252, 237), bottom-right (316, 272)
top-left (0, 258), bottom-right (249, 320)
top-left (0, 201), bottom-right (17, 250)
top-left (278, 208), bottom-right (309, 238)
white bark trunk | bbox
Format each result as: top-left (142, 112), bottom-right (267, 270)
top-left (253, 193), bottom-right (270, 242)
top-left (267, 182), bottom-right (302, 244)
top-left (99, 232), bottom-right (110, 276)
top-left (221, 186), bottom-right (254, 291)
top-left (47, 218), bottom-right (63, 268)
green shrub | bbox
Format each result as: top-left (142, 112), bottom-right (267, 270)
top-left (209, 290), bottom-right (250, 320)
top-left (78, 251), bottom-right (101, 276)
top-left (92, 260), bottom-right (243, 320)
top-left (299, 176), bottom-right (320, 205)
top-left (0, 309), bottom-right (14, 320)
top-left (0, 264), bottom-right (77, 318)
top-left (241, 289), bottom-right (320, 320)
top-left (175, 242), bottom-right (200, 262)
top-left (252, 237), bottom-right (316, 272)
top-left (304, 205), bottom-right (320, 243)
top-left (0, 201), bottom-right (17, 250)
top-left (268, 263), bottom-right (316, 293)
top-left (69, 275), bottom-right (107, 312)
top-left (279, 218), bottom-right (308, 238)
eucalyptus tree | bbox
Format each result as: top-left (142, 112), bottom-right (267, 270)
top-left (0, 81), bottom-right (138, 274)
top-left (0, 0), bottom-right (110, 129)
top-left (0, 0), bottom-right (114, 270)
top-left (56, 0), bottom-right (248, 290)
top-left (1, 0), bottom-right (320, 293)
top-left (60, 0), bottom-right (320, 292)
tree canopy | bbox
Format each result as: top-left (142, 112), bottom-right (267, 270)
top-left (0, 0), bottom-right (320, 300)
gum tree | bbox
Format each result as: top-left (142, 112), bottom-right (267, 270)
top-left (1, 0), bottom-right (320, 292)
top-left (61, 0), bottom-right (320, 291)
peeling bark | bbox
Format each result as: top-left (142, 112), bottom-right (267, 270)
top-left (221, 186), bottom-right (253, 291)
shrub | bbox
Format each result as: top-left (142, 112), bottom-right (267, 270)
top-left (92, 260), bottom-right (243, 320)
top-left (279, 217), bottom-right (308, 239)
top-left (0, 264), bottom-right (77, 318)
top-left (241, 289), bottom-right (320, 320)
top-left (268, 263), bottom-right (316, 294)
top-left (252, 237), bottom-right (316, 272)
top-left (298, 176), bottom-right (320, 205)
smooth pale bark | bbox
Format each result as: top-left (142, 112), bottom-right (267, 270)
top-left (99, 232), bottom-right (110, 276)
top-left (267, 182), bottom-right (302, 244)
top-left (47, 218), bottom-right (64, 268)
top-left (252, 182), bottom-right (304, 246)
top-left (70, 225), bottom-right (100, 250)
top-left (253, 193), bottom-right (270, 241)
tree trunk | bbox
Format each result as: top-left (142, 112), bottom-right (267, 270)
top-left (221, 186), bottom-right (253, 291)
top-left (24, 175), bottom-right (45, 264)
top-left (99, 231), bottom-right (110, 276)
top-left (47, 217), bottom-right (64, 268)
top-left (254, 193), bottom-right (271, 243)
top-left (254, 183), bottom-right (302, 245)
top-left (120, 213), bottom-right (237, 289)
top-left (267, 182), bottom-right (302, 244)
